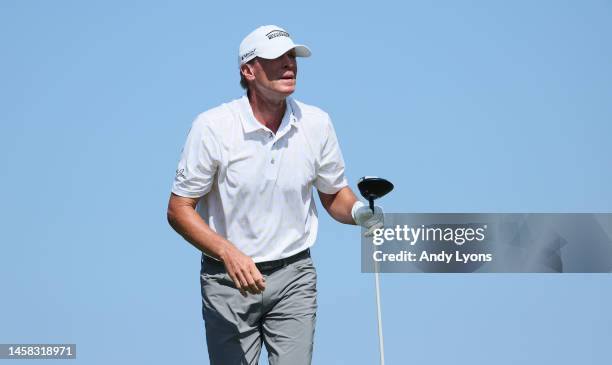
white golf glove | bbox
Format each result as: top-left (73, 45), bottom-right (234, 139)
top-left (351, 201), bottom-right (384, 237)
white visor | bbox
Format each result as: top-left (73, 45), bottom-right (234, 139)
top-left (239, 25), bottom-right (311, 65)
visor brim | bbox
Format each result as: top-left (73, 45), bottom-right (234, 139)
top-left (258, 44), bottom-right (312, 60)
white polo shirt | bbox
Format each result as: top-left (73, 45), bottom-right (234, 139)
top-left (172, 95), bottom-right (348, 262)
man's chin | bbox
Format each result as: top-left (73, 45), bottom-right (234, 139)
top-left (256, 82), bottom-right (295, 99)
top-left (276, 80), bottom-right (296, 93)
top-left (276, 86), bottom-right (296, 97)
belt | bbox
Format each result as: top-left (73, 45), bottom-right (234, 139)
top-left (203, 248), bottom-right (311, 273)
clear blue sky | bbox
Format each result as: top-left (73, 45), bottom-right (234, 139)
top-left (1, 1), bottom-right (611, 364)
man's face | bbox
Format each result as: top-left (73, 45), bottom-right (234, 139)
top-left (244, 49), bottom-right (298, 99)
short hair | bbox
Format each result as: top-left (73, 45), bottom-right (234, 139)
top-left (239, 58), bottom-right (256, 90)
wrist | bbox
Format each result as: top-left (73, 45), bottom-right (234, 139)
top-left (217, 241), bottom-right (235, 263)
top-left (351, 200), bottom-right (365, 225)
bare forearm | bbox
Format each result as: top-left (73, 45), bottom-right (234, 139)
top-left (167, 194), bottom-right (265, 295)
top-left (167, 194), bottom-right (234, 260)
top-left (318, 186), bottom-right (359, 224)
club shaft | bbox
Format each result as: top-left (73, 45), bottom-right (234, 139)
top-left (374, 262), bottom-right (385, 365)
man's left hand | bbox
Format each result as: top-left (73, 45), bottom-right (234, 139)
top-left (351, 201), bottom-right (384, 237)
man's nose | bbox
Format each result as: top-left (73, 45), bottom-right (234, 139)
top-left (281, 54), bottom-right (296, 68)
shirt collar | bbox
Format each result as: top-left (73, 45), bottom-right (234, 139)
top-left (238, 95), bottom-right (298, 135)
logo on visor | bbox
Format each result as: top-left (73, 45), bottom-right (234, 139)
top-left (241, 48), bottom-right (256, 61)
top-left (266, 30), bottom-right (290, 40)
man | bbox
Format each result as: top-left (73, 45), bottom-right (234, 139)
top-left (167, 25), bottom-right (383, 365)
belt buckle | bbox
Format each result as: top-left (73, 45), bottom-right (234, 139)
top-left (260, 257), bottom-right (286, 272)
top-left (257, 249), bottom-right (308, 272)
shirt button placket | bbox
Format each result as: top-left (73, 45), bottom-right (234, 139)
top-left (269, 133), bottom-right (274, 165)
top-left (270, 133), bottom-right (274, 164)
top-left (270, 135), bottom-right (281, 180)
top-left (270, 132), bottom-right (277, 164)
top-left (265, 131), bottom-right (276, 180)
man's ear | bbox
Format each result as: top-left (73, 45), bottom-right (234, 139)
top-left (240, 63), bottom-right (256, 82)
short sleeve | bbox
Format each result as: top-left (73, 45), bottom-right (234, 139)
top-left (171, 116), bottom-right (221, 198)
top-left (314, 114), bottom-right (349, 194)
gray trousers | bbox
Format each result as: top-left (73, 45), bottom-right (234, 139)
top-left (200, 254), bottom-right (317, 365)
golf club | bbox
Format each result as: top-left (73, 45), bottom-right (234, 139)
top-left (357, 176), bottom-right (393, 365)
top-left (357, 176), bottom-right (394, 213)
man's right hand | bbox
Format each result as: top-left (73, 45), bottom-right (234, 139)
top-left (167, 193), bottom-right (266, 296)
top-left (219, 245), bottom-right (266, 296)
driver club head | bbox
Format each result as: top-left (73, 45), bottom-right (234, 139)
top-left (357, 176), bottom-right (394, 212)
